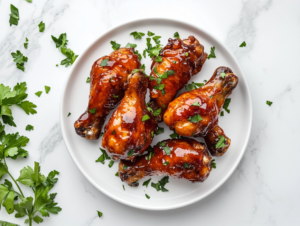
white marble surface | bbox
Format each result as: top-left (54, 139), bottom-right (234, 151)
top-left (0, 0), bottom-right (300, 225)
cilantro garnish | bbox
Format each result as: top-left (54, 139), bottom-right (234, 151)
top-left (145, 194), bottom-right (150, 199)
top-left (45, 86), bottom-right (51, 94)
top-left (220, 111), bottom-right (224, 116)
top-left (159, 141), bottom-right (166, 147)
top-left (154, 84), bottom-right (165, 95)
top-left (97, 211), bottom-right (103, 217)
top-left (152, 36), bottom-right (161, 45)
top-left (149, 47), bottom-right (161, 56)
top-left (215, 135), bottom-right (226, 148)
top-left (108, 160), bottom-right (114, 168)
top-left (220, 72), bottom-right (226, 78)
top-left (100, 58), bottom-right (109, 68)
top-left (140, 64), bottom-right (145, 70)
top-left (51, 33), bottom-right (78, 67)
top-left (25, 125), bottom-right (34, 131)
top-left (147, 31), bottom-right (155, 36)
top-left (125, 43), bottom-right (137, 48)
top-left (142, 114), bottom-right (150, 121)
top-left (153, 108), bottom-right (161, 116)
top-left (115, 172), bottom-right (119, 177)
top-left (0, 82), bottom-right (37, 127)
top-left (96, 148), bottom-right (111, 164)
top-left (24, 38), bottom-right (29, 49)
top-left (35, 91), bottom-right (42, 97)
top-left (143, 49), bottom-right (146, 58)
top-left (207, 46), bottom-right (216, 59)
top-left (185, 82), bottom-right (204, 91)
top-left (134, 50), bottom-right (142, 61)
top-left (142, 178), bottom-right (151, 187)
top-left (163, 161), bottom-right (169, 166)
top-left (266, 100), bottom-right (273, 106)
top-left (191, 101), bottom-right (200, 106)
top-left (11, 50), bottom-right (28, 71)
top-left (86, 77), bottom-right (90, 83)
top-left (155, 127), bottom-right (164, 135)
top-left (211, 159), bottom-right (216, 169)
top-left (223, 98), bottom-right (231, 113)
top-left (38, 21), bottom-right (45, 32)
top-left (130, 31), bottom-right (145, 39)
top-left (110, 40), bottom-right (120, 50)
top-left (89, 108), bottom-right (96, 114)
top-left (163, 147), bottom-right (171, 155)
top-left (174, 32), bottom-right (180, 39)
top-left (155, 56), bottom-right (162, 62)
top-left (185, 52), bottom-right (188, 56)
top-left (9, 5), bottom-right (19, 26)
top-left (127, 150), bottom-right (134, 157)
top-left (169, 130), bottom-right (179, 139)
top-left (151, 176), bottom-right (169, 192)
top-left (188, 114), bottom-right (203, 123)
top-left (239, 41), bottom-right (246, 47)
top-left (184, 163), bottom-right (189, 169)
top-left (123, 165), bottom-right (128, 170)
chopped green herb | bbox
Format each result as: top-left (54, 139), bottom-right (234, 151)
top-left (123, 185), bottom-right (125, 190)
top-left (191, 101), bottom-right (200, 106)
top-left (11, 50), bottom-right (28, 71)
top-left (97, 211), bottom-right (103, 217)
top-left (142, 178), bottom-right (151, 187)
top-left (26, 0), bottom-right (32, 2)
top-left (185, 52), bottom-right (188, 56)
top-left (159, 141), bottom-right (166, 147)
top-left (210, 95), bottom-right (213, 99)
top-left (89, 108), bottom-right (96, 114)
top-left (100, 58), bottom-right (109, 68)
top-left (211, 159), bottom-right (216, 168)
top-left (35, 91), bottom-right (42, 97)
top-left (163, 161), bottom-right (169, 166)
top-left (115, 172), bottom-right (119, 177)
top-left (110, 40), bottom-right (121, 50)
top-left (220, 72), bottom-right (226, 78)
top-left (86, 77), bottom-right (90, 83)
top-left (145, 194), bottom-right (150, 199)
top-left (162, 104), bottom-right (166, 108)
top-left (9, 4), bottom-right (19, 26)
top-left (239, 41), bottom-right (246, 47)
top-left (184, 163), bottom-right (189, 169)
top-left (45, 86), bottom-right (51, 94)
top-left (188, 114), bottom-right (203, 123)
top-left (123, 165), bottom-right (128, 170)
top-left (143, 49), bottom-right (146, 58)
top-left (155, 127), bottom-right (164, 135)
top-left (154, 84), bottom-right (165, 91)
top-left (220, 111), bottom-right (224, 116)
top-left (149, 46), bottom-right (161, 57)
top-left (127, 149), bottom-right (134, 156)
top-left (38, 21), bottom-right (45, 32)
top-left (185, 82), bottom-right (204, 91)
top-left (163, 147), bottom-right (171, 155)
top-left (174, 32), bottom-right (180, 39)
top-left (108, 160), bottom-right (114, 168)
top-left (147, 107), bottom-right (153, 112)
top-left (153, 108), bottom-right (161, 116)
top-left (152, 36), bottom-right (161, 45)
top-left (24, 38), bottom-right (29, 49)
top-left (151, 131), bottom-right (154, 137)
top-left (207, 46), bottom-right (216, 60)
top-left (95, 148), bottom-right (111, 164)
top-left (67, 112), bottom-right (71, 117)
top-left (125, 43), bottom-right (137, 48)
top-left (215, 135), bottom-right (226, 148)
top-left (56, 64), bottom-right (58, 67)
top-left (112, 130), bottom-right (116, 135)
top-left (130, 31), bottom-right (145, 39)
top-left (25, 124), bottom-right (34, 131)
top-left (134, 50), bottom-right (142, 61)
top-left (170, 130), bottom-right (179, 139)
top-left (155, 56), bottom-right (162, 62)
top-left (151, 176), bottom-right (169, 192)
top-left (266, 100), bottom-right (273, 106)
top-left (173, 60), bottom-right (176, 64)
top-left (223, 98), bottom-right (231, 113)
top-left (132, 69), bottom-right (140, 74)
top-left (142, 114), bottom-right (150, 121)
top-left (147, 31), bottom-right (155, 36)
top-left (140, 64), bottom-right (145, 70)
top-left (146, 151), bottom-right (154, 161)
top-left (113, 93), bottom-right (119, 98)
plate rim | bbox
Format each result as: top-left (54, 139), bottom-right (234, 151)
top-left (59, 17), bottom-right (253, 211)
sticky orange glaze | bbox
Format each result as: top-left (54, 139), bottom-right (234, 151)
top-left (119, 138), bottom-right (212, 187)
top-left (148, 36), bottom-right (207, 122)
top-left (74, 48), bottom-right (141, 140)
top-left (102, 70), bottom-right (157, 161)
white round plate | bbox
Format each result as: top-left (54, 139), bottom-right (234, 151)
top-left (60, 18), bottom-right (252, 210)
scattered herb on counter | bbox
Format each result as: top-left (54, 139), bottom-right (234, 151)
top-left (147, 31), bottom-right (155, 37)
top-left (169, 130), bottom-right (179, 139)
top-left (0, 82), bottom-right (37, 127)
top-left (145, 194), bottom-right (150, 199)
top-left (174, 32), bottom-right (180, 39)
top-left (110, 40), bottom-right (120, 50)
top-left (142, 114), bottom-right (150, 121)
top-left (130, 31), bottom-right (145, 39)
top-left (45, 86), bottom-right (51, 94)
top-left (207, 46), bottom-right (216, 59)
top-left (86, 77), bottom-right (90, 83)
top-left (11, 50), bottom-right (28, 71)
top-left (191, 101), bottom-right (200, 106)
top-left (9, 4), bottom-right (19, 26)
top-left (97, 211), bottom-right (103, 217)
top-left (38, 21), bottom-right (45, 32)
top-left (185, 81), bottom-right (204, 91)
top-left (220, 72), bottom-right (226, 78)
top-left (151, 176), bottom-right (169, 192)
top-left (266, 100), bottom-right (273, 106)
top-left (142, 178), bottom-right (151, 188)
top-left (215, 135), bottom-right (226, 148)
top-left (211, 159), bottom-right (216, 169)
top-left (188, 114), bottom-right (202, 123)
top-left (223, 98), bottom-right (231, 113)
top-left (89, 108), bottom-right (96, 114)
top-left (239, 41), bottom-right (246, 47)
top-left (24, 38), bottom-right (29, 49)
top-left (155, 127), bottom-right (164, 135)
top-left (25, 124), bottom-right (34, 131)
top-left (51, 33), bottom-right (78, 67)
top-left (67, 112), bottom-right (71, 117)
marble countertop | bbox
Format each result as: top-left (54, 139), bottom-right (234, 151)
top-left (1, 0), bottom-right (299, 225)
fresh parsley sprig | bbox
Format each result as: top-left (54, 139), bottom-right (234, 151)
top-left (207, 46), bottom-right (216, 59)
top-left (11, 51), bottom-right (28, 71)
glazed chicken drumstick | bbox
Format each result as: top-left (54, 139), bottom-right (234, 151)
top-left (164, 67), bottom-right (238, 156)
top-left (74, 47), bottom-right (141, 140)
top-left (148, 36), bottom-right (207, 122)
top-left (119, 138), bottom-right (212, 187)
top-left (102, 70), bottom-right (157, 161)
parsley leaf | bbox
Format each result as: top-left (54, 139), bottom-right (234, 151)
top-left (45, 86), bottom-right (51, 94)
top-left (220, 72), bottom-right (226, 78)
top-left (174, 32), bottom-right (180, 39)
top-left (155, 126), bottom-right (164, 135)
top-left (163, 161), bottom-right (169, 166)
top-left (142, 114), bottom-right (150, 121)
top-left (130, 31), bottom-right (145, 39)
top-left (38, 21), bottom-right (45, 32)
top-left (9, 4), bottom-right (19, 26)
top-left (89, 108), bottom-right (96, 114)
top-left (142, 178), bottom-right (151, 187)
top-left (145, 194), bottom-right (150, 199)
top-left (163, 147), bottom-right (171, 155)
top-left (11, 50), bottom-right (28, 71)
top-left (223, 98), bottom-right (231, 113)
top-left (127, 150), bottom-right (134, 156)
top-left (152, 36), bottom-right (161, 45)
top-left (191, 101), bottom-right (200, 106)
top-left (266, 100), bottom-right (273, 106)
top-left (211, 159), bottom-right (216, 169)
top-left (185, 82), bottom-right (204, 91)
top-left (25, 125), bottom-right (34, 131)
top-left (220, 111), bottom-right (224, 116)
top-left (188, 114), bottom-right (203, 123)
top-left (100, 58), bottom-right (109, 68)
top-left (35, 91), bottom-right (42, 97)
top-left (239, 41), bottom-right (246, 47)
top-left (134, 50), bottom-right (142, 61)
top-left (151, 176), bottom-right (169, 192)
top-left (207, 46), bottom-right (216, 59)
top-left (24, 38), bottom-right (29, 49)
top-left (147, 31), bottom-right (155, 36)
top-left (170, 131), bottom-right (179, 139)
top-left (97, 211), bottom-right (103, 217)
top-left (125, 43), bottom-right (137, 48)
top-left (155, 56), bottom-right (162, 62)
top-left (110, 40), bottom-right (120, 51)
top-left (51, 33), bottom-right (68, 48)
top-left (108, 160), bottom-right (114, 168)
top-left (153, 108), bottom-right (161, 116)
top-left (96, 148), bottom-right (111, 164)
top-left (215, 135), bottom-right (226, 148)
top-left (67, 112), bottom-right (71, 117)
top-left (86, 77), bottom-right (90, 83)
